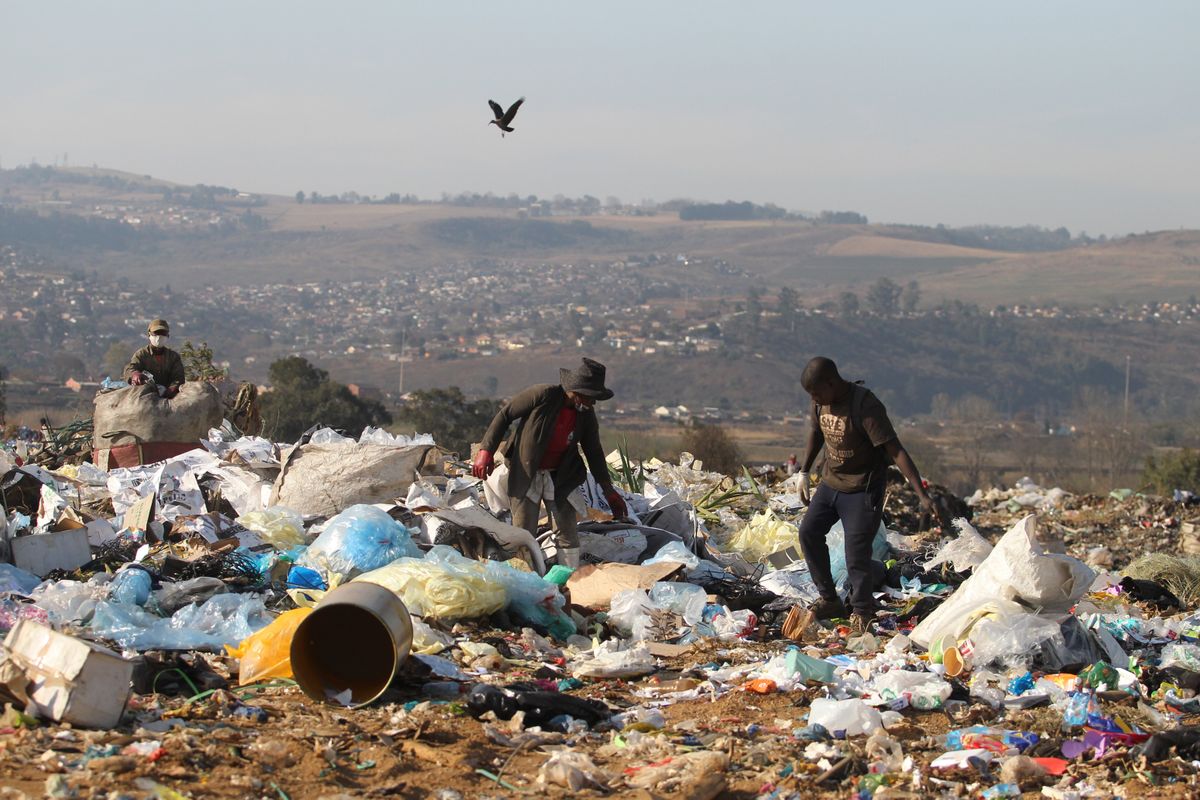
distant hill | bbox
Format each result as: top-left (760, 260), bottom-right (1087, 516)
top-left (2, 164), bottom-right (1197, 307)
top-left (916, 231), bottom-right (1200, 306)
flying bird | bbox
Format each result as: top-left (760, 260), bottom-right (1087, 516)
top-left (488, 97), bottom-right (525, 137)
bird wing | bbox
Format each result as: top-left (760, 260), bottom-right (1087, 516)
top-left (501, 97), bottom-right (525, 126)
top-left (488, 100), bottom-right (504, 120)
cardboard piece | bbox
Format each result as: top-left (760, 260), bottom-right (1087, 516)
top-left (645, 641), bottom-right (693, 658)
top-left (566, 562), bottom-right (683, 611)
top-left (123, 493), bottom-right (155, 532)
top-left (2, 619), bottom-right (134, 728)
top-left (782, 605), bottom-right (818, 642)
top-left (84, 518), bottom-right (119, 547)
top-left (11, 528), bottom-right (91, 577)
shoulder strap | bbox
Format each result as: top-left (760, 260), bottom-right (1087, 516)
top-left (849, 382), bottom-right (867, 434)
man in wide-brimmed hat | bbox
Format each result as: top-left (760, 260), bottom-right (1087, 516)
top-left (474, 357), bottom-right (627, 567)
top-left (123, 318), bottom-right (186, 398)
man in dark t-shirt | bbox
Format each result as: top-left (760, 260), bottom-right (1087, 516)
top-left (796, 356), bottom-right (935, 631)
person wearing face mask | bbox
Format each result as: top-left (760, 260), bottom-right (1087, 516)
top-left (123, 319), bottom-right (186, 399)
top-left (473, 357), bottom-right (627, 568)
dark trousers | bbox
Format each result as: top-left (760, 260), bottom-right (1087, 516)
top-left (797, 481), bottom-right (885, 614)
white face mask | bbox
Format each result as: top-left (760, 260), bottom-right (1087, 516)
top-left (149, 335), bottom-right (165, 347)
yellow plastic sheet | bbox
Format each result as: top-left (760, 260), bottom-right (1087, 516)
top-left (355, 555), bottom-right (507, 620)
top-left (726, 510), bottom-right (799, 562)
top-left (226, 607), bottom-right (312, 686)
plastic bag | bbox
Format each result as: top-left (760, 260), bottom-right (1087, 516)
top-left (227, 607), bottom-right (312, 685)
top-left (153, 577), bottom-right (229, 615)
top-left (1160, 643), bottom-right (1200, 672)
top-left (608, 589), bottom-right (654, 640)
top-left (571, 642), bottom-right (656, 678)
top-left (727, 510), bottom-right (797, 561)
top-left (484, 558), bottom-right (575, 640)
top-left (642, 541), bottom-right (700, 571)
top-left (0, 563), bottom-right (42, 596)
top-left (828, 521), bottom-right (892, 589)
top-left (911, 515), bottom-right (1094, 649)
top-left (358, 427), bottom-right (435, 447)
top-left (649, 581), bottom-right (707, 625)
top-left (923, 518), bottom-right (994, 573)
top-left (356, 545), bottom-right (506, 620)
top-left (874, 670), bottom-right (953, 709)
top-left (307, 427), bottom-right (352, 444)
top-left (809, 698), bottom-right (884, 737)
top-left (968, 610), bottom-right (1066, 670)
top-left (91, 592), bottom-right (271, 651)
top-left (237, 507), bottom-right (306, 548)
top-left (110, 568), bottom-right (152, 606)
top-left (537, 750), bottom-right (611, 791)
top-left (299, 504), bottom-right (421, 579)
top-left (30, 577), bottom-right (112, 625)
top-left (624, 750), bottom-right (729, 792)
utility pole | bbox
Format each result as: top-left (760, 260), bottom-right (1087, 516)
top-left (1123, 354), bottom-right (1131, 428)
top-left (398, 328), bottom-right (408, 397)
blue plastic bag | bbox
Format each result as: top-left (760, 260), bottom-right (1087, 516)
top-left (299, 504), bottom-right (421, 579)
top-left (483, 559), bottom-right (575, 640)
top-left (828, 521), bottom-right (890, 589)
top-left (287, 565), bottom-right (327, 590)
top-left (0, 563), bottom-right (43, 596)
top-left (110, 567), bottom-right (152, 606)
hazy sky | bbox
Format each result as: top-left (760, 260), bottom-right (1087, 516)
top-left (3, 1), bottom-right (1198, 235)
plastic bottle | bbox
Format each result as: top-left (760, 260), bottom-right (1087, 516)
top-left (422, 681), bottom-right (465, 700)
top-left (1062, 691), bottom-right (1092, 729)
top-left (465, 684), bottom-right (611, 731)
top-left (110, 568), bottom-right (152, 606)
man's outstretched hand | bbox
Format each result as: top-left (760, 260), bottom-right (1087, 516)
top-left (604, 487), bottom-right (628, 520)
top-left (472, 449), bottom-right (495, 480)
top-left (798, 473), bottom-right (811, 505)
top-left (128, 371), bottom-right (146, 386)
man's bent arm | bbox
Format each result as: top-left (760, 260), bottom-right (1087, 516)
top-left (884, 439), bottom-right (932, 503)
top-left (801, 426), bottom-right (823, 474)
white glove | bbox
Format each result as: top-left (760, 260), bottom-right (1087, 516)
top-left (798, 473), bottom-right (811, 505)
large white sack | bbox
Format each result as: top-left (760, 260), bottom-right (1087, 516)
top-left (269, 441), bottom-right (443, 517)
top-left (910, 514), bottom-right (1094, 649)
top-left (93, 383), bottom-right (223, 448)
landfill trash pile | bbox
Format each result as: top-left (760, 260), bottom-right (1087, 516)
top-left (968, 476), bottom-right (1200, 570)
top-left (2, 427), bottom-right (1200, 799)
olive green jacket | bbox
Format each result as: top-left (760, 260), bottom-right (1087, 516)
top-left (480, 383), bottom-right (612, 501)
top-left (123, 345), bottom-right (185, 388)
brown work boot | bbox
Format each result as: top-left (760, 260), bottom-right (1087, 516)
top-left (848, 611), bottom-right (876, 635)
top-left (809, 598), bottom-right (849, 621)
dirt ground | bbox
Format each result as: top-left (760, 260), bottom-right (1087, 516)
top-left (3, 637), bottom-right (1200, 800)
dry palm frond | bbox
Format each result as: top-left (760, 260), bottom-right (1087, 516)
top-left (1123, 554), bottom-right (1200, 607)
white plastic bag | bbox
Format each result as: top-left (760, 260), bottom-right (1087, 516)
top-left (911, 515), bottom-right (1094, 649)
top-left (809, 698), bottom-right (883, 737)
top-left (537, 750), bottom-right (611, 791)
top-left (608, 589), bottom-right (654, 640)
top-left (571, 642), bottom-right (656, 678)
top-left (873, 670), bottom-right (952, 709)
top-left (649, 581), bottom-right (707, 626)
top-left (922, 518), bottom-right (993, 573)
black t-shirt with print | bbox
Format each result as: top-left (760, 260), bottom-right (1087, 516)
top-left (813, 385), bottom-right (897, 492)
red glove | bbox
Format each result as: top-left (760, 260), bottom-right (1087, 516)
top-left (129, 371), bottom-right (146, 386)
top-left (472, 449), bottom-right (495, 480)
top-left (604, 488), bottom-right (628, 520)
top-left (163, 385), bottom-right (180, 399)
